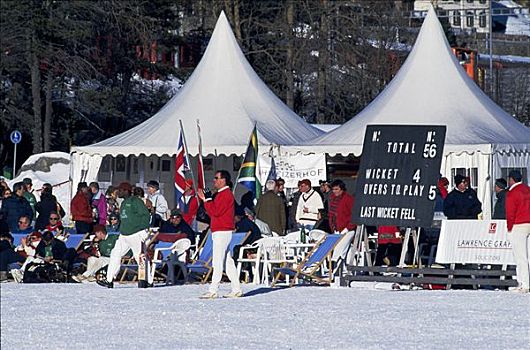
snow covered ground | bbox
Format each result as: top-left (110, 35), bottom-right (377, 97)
top-left (1, 283), bottom-right (529, 349)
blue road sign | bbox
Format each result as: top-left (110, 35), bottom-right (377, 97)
top-left (10, 130), bottom-right (22, 144)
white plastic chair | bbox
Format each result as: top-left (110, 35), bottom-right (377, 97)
top-left (237, 238), bottom-right (265, 284)
top-left (149, 238), bottom-right (191, 284)
top-left (308, 229), bottom-right (327, 243)
top-left (260, 237), bottom-right (297, 286)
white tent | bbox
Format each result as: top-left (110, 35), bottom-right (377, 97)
top-left (286, 6), bottom-right (530, 218)
top-left (70, 11), bottom-right (322, 190)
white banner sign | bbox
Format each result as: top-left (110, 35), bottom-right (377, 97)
top-left (436, 220), bottom-right (515, 265)
top-left (258, 154), bottom-right (326, 188)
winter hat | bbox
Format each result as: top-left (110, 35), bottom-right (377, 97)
top-left (118, 182), bottom-right (133, 192)
top-left (454, 174), bottom-right (466, 186)
top-left (508, 170), bottom-right (523, 182)
top-left (147, 180), bottom-right (160, 190)
top-left (170, 209), bottom-right (182, 218)
top-left (495, 178), bottom-right (507, 190)
top-left (23, 178), bottom-right (32, 185)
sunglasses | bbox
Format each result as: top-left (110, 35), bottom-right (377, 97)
top-left (110, 218), bottom-right (118, 221)
top-left (49, 217), bottom-right (59, 221)
top-left (18, 221), bottom-right (27, 224)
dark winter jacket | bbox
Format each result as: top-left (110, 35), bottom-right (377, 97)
top-left (443, 188), bottom-right (482, 220)
top-left (0, 195), bottom-right (33, 232)
top-left (35, 194), bottom-right (61, 230)
top-left (160, 219), bottom-right (196, 245)
top-left (492, 190), bottom-right (507, 220)
top-left (36, 238), bottom-right (67, 261)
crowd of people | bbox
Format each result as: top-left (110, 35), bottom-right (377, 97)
top-left (0, 169), bottom-right (528, 293)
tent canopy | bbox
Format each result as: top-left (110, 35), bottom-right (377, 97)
top-left (287, 6), bottom-right (529, 156)
top-left (72, 11), bottom-right (322, 157)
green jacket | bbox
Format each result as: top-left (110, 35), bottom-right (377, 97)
top-left (119, 196), bottom-right (150, 235)
top-left (23, 192), bottom-right (37, 216)
top-left (99, 234), bottom-right (119, 257)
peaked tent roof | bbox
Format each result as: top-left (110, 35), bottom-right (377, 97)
top-left (291, 6), bottom-right (529, 155)
top-left (72, 11), bottom-right (322, 157)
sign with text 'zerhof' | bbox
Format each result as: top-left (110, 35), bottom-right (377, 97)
top-left (352, 125), bottom-right (446, 227)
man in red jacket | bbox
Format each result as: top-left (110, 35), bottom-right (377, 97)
top-left (506, 170), bottom-right (530, 293)
top-left (197, 170), bottom-right (241, 299)
top-left (70, 182), bottom-right (93, 234)
top-left (328, 179), bottom-right (355, 233)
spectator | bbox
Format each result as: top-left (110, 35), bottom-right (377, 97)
top-left (328, 179), bottom-right (355, 233)
top-left (89, 182), bottom-right (107, 226)
top-left (22, 178), bottom-right (37, 218)
top-left (1, 182), bottom-right (33, 232)
top-left (146, 180), bottom-right (169, 227)
top-left (106, 213), bottom-right (120, 233)
top-left (235, 207), bottom-right (263, 244)
top-left (35, 183), bottom-right (64, 230)
top-left (287, 181), bottom-right (303, 230)
top-left (240, 190), bottom-right (255, 212)
top-left (11, 215), bottom-right (34, 235)
top-left (443, 174), bottom-right (482, 219)
top-left (255, 179), bottom-right (286, 235)
top-left (492, 178), bottom-right (508, 220)
top-left (105, 186), bottom-right (120, 218)
top-left (434, 177), bottom-right (449, 212)
top-left (97, 182), bottom-right (150, 288)
top-left (35, 230), bottom-right (77, 274)
top-left (73, 225), bottom-right (118, 283)
top-left (275, 178), bottom-right (288, 227)
top-left (7, 231), bottom-right (43, 282)
top-left (181, 179), bottom-right (199, 226)
top-left (505, 170), bottom-right (530, 293)
top-left (160, 209), bottom-right (196, 245)
top-left (0, 232), bottom-right (19, 282)
top-left (319, 179), bottom-right (332, 211)
top-left (45, 211), bottom-right (64, 234)
top-left (71, 182), bottom-right (93, 234)
top-left (295, 179), bottom-right (324, 230)
top-left (375, 226), bottom-right (402, 266)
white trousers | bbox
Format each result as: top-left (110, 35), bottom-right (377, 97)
top-left (209, 231), bottom-right (241, 294)
top-left (83, 256), bottom-right (110, 277)
top-left (106, 230), bottom-right (149, 281)
top-left (509, 223), bottom-right (530, 289)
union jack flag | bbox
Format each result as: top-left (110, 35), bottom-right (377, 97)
top-left (175, 129), bottom-right (189, 210)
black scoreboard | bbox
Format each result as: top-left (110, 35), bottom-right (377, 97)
top-left (352, 125), bottom-right (446, 227)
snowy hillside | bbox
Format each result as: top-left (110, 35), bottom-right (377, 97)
top-left (1, 283), bottom-right (528, 349)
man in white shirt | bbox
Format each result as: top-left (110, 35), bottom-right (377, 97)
top-left (146, 180), bottom-right (169, 224)
top-left (295, 179), bottom-right (324, 230)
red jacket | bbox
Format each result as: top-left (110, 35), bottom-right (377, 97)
top-left (204, 186), bottom-right (235, 232)
top-left (182, 191), bottom-right (199, 226)
top-left (328, 192), bottom-right (355, 232)
top-left (506, 183), bottom-right (530, 231)
top-left (70, 192), bottom-right (92, 223)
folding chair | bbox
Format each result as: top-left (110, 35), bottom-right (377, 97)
top-left (187, 231), bottom-right (249, 283)
top-left (187, 232), bottom-right (214, 283)
top-left (272, 234), bottom-right (344, 287)
top-left (149, 238), bottom-right (191, 285)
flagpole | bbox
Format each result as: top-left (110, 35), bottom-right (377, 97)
top-left (196, 119), bottom-right (205, 190)
top-left (179, 119), bottom-right (197, 189)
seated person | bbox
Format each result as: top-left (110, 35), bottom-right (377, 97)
top-left (73, 225), bottom-right (118, 283)
top-left (10, 215), bottom-right (33, 235)
top-left (5, 231), bottom-right (43, 282)
top-left (106, 213), bottom-right (120, 233)
top-left (159, 209), bottom-right (196, 245)
top-left (235, 207), bottom-right (261, 246)
top-left (243, 207), bottom-right (272, 237)
top-left (45, 211), bottom-right (64, 234)
top-left (0, 232), bottom-right (20, 282)
top-left (35, 230), bottom-right (77, 274)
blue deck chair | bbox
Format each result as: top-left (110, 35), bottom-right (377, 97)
top-left (272, 234), bottom-right (344, 287)
top-left (187, 231), bottom-right (249, 283)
